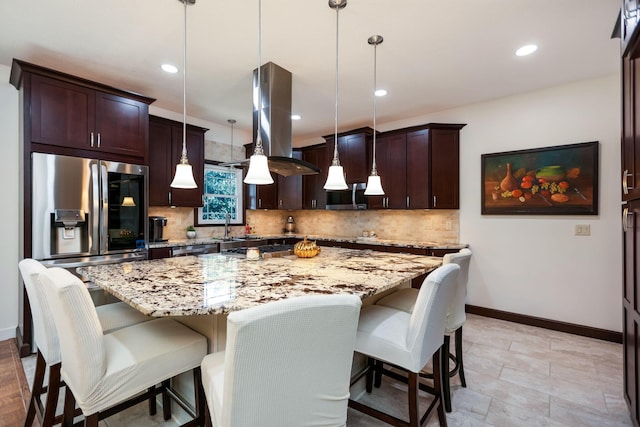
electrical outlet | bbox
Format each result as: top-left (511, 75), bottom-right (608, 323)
top-left (445, 220), bottom-right (452, 231)
top-left (575, 224), bottom-right (591, 236)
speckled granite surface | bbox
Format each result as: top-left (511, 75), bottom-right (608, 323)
top-left (149, 234), bottom-right (467, 250)
top-left (78, 247), bottom-right (441, 317)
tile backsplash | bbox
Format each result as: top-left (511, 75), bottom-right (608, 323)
top-left (151, 206), bottom-right (460, 243)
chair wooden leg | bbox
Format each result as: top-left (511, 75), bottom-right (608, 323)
top-left (62, 386), bottom-right (76, 427)
top-left (433, 347), bottom-right (448, 427)
top-left (24, 350), bottom-right (46, 427)
top-left (83, 413), bottom-right (99, 427)
top-left (42, 361), bottom-right (62, 427)
top-left (374, 359), bottom-right (383, 388)
top-left (162, 379), bottom-right (172, 421)
top-left (365, 358), bottom-right (375, 393)
top-left (148, 386), bottom-right (157, 416)
top-left (193, 367), bottom-right (206, 427)
top-left (455, 327), bottom-right (466, 388)
top-left (407, 371), bottom-right (420, 427)
top-left (442, 335), bottom-right (452, 413)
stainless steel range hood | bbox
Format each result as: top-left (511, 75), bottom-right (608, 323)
top-left (224, 62), bottom-right (319, 177)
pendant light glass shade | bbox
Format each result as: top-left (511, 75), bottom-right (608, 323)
top-left (364, 34), bottom-right (385, 196)
top-left (323, 0), bottom-right (348, 191)
top-left (364, 174), bottom-right (384, 195)
top-left (171, 162), bottom-right (197, 188)
top-left (244, 0), bottom-right (274, 185)
top-left (245, 153), bottom-right (273, 184)
top-left (170, 0), bottom-right (197, 189)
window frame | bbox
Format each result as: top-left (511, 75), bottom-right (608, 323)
top-left (195, 161), bottom-right (245, 226)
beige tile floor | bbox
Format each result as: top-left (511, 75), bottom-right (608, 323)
top-left (21, 313), bottom-right (632, 426)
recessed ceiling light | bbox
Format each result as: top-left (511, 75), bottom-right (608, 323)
top-left (161, 64), bottom-right (178, 73)
top-left (375, 89), bottom-right (387, 97)
top-left (515, 44), bottom-right (538, 57)
top-left (291, 114), bottom-right (301, 120)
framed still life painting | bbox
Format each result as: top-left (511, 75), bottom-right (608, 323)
top-left (481, 141), bottom-right (599, 215)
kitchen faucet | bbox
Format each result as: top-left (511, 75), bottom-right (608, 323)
top-left (224, 212), bottom-right (231, 240)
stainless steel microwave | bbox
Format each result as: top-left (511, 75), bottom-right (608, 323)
top-left (326, 183), bottom-right (367, 210)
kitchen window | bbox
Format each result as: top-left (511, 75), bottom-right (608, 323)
top-left (196, 163), bottom-right (244, 226)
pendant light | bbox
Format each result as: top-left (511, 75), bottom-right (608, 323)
top-left (364, 35), bottom-right (385, 196)
top-left (244, 0), bottom-right (274, 185)
top-left (170, 0), bottom-right (198, 189)
top-left (323, 0), bottom-right (349, 191)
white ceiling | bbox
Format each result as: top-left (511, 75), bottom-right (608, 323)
top-left (0, 0), bottom-right (621, 146)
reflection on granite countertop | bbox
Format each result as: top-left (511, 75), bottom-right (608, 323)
top-left (78, 247), bottom-right (442, 317)
top-left (148, 234), bottom-right (467, 250)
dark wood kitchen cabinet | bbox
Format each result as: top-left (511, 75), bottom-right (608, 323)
top-left (367, 132), bottom-right (407, 209)
top-left (277, 150), bottom-right (303, 210)
top-left (620, 11), bottom-right (640, 425)
top-left (366, 123), bottom-right (464, 210)
top-left (623, 201), bottom-right (640, 426)
top-left (406, 124), bottom-right (464, 209)
top-left (148, 115), bottom-right (206, 207)
top-left (324, 127), bottom-right (372, 184)
top-left (301, 144), bottom-right (327, 209)
top-left (10, 59), bottom-right (154, 162)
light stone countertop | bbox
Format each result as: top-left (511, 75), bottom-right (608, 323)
top-left (78, 247), bottom-right (442, 317)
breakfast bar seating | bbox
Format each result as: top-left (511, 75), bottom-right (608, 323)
top-left (38, 267), bottom-right (208, 427)
top-left (201, 294), bottom-right (362, 426)
top-left (349, 264), bottom-right (460, 427)
top-left (375, 248), bottom-right (472, 413)
top-left (18, 259), bottom-right (152, 427)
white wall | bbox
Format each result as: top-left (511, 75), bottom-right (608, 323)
top-left (382, 73), bottom-right (622, 332)
top-left (0, 64), bottom-right (21, 340)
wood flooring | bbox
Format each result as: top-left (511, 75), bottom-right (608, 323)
top-left (0, 338), bottom-right (31, 427)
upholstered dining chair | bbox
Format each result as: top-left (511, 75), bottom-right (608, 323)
top-left (38, 266), bottom-right (208, 427)
top-left (200, 294), bottom-right (362, 427)
top-left (348, 263), bottom-right (459, 427)
top-left (19, 258), bottom-right (152, 427)
top-left (374, 248), bottom-right (472, 412)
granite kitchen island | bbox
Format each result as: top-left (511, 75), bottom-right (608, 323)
top-left (79, 247), bottom-right (442, 352)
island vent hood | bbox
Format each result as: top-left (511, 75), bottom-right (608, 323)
top-left (223, 62), bottom-right (319, 177)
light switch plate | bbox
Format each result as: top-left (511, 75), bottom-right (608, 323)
top-left (575, 224), bottom-right (591, 236)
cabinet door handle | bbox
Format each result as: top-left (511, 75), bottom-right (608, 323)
top-left (97, 133), bottom-right (101, 148)
top-left (433, 196), bottom-right (437, 208)
top-left (90, 132), bottom-right (94, 147)
top-left (406, 196), bottom-right (410, 208)
top-left (623, 169), bottom-right (634, 194)
top-left (279, 199), bottom-right (283, 207)
top-left (168, 192), bottom-right (172, 205)
top-left (259, 199), bottom-right (262, 209)
top-left (624, 206), bottom-right (634, 233)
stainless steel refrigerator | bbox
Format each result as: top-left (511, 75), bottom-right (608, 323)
top-left (31, 152), bottom-right (148, 267)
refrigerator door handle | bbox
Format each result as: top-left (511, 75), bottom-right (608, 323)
top-left (100, 163), bottom-right (109, 254)
top-left (90, 162), bottom-right (101, 255)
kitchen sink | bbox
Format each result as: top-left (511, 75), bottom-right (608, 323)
top-left (219, 237), bottom-right (266, 251)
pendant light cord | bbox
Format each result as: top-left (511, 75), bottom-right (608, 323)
top-left (181, 0), bottom-right (188, 162)
top-left (371, 41), bottom-right (378, 175)
top-left (254, 0), bottom-right (265, 156)
top-left (331, 4), bottom-right (340, 166)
